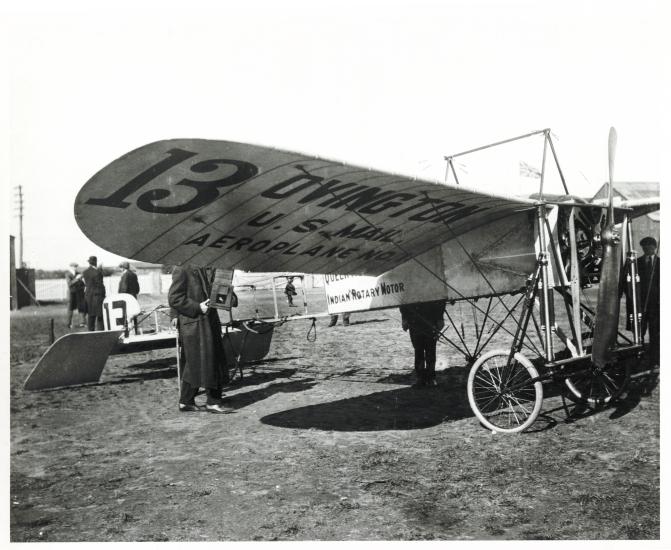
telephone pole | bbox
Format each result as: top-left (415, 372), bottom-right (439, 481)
top-left (14, 185), bottom-right (23, 267)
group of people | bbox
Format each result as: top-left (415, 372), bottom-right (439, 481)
top-left (157, 235), bottom-right (661, 414)
top-left (66, 257), bottom-right (140, 331)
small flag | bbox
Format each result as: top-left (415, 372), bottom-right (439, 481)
top-left (455, 161), bottom-right (468, 174)
top-left (520, 161), bottom-right (541, 179)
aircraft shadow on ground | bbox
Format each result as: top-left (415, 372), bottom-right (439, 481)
top-left (258, 365), bottom-right (653, 433)
top-left (260, 384), bottom-right (474, 431)
top-left (98, 355), bottom-right (653, 430)
top-left (260, 366), bottom-right (475, 431)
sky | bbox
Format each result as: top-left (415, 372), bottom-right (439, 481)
top-left (2, 0), bottom-right (667, 270)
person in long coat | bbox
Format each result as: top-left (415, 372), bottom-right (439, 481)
top-left (65, 262), bottom-right (87, 328)
top-left (118, 261), bottom-right (140, 298)
top-left (169, 265), bottom-right (232, 414)
top-left (81, 256), bottom-right (106, 331)
top-left (400, 299), bottom-right (446, 387)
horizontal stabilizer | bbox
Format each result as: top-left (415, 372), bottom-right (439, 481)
top-left (24, 331), bottom-right (123, 391)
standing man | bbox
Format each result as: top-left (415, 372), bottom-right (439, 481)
top-left (82, 256), bottom-right (106, 331)
top-left (285, 276), bottom-right (298, 306)
top-left (169, 265), bottom-right (232, 414)
top-left (638, 237), bottom-right (660, 367)
top-left (118, 261), bottom-right (140, 298)
top-left (400, 300), bottom-right (446, 387)
top-left (65, 262), bottom-right (86, 329)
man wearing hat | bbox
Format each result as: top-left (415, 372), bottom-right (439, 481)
top-left (118, 261), bottom-right (140, 298)
top-left (65, 262), bottom-right (86, 329)
top-left (638, 237), bottom-right (660, 367)
top-left (82, 256), bottom-right (106, 331)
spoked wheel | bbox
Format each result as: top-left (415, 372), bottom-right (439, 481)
top-left (467, 349), bottom-right (543, 433)
top-left (564, 359), bottom-right (630, 407)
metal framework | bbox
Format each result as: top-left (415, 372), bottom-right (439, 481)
top-left (439, 130), bottom-right (658, 432)
top-left (444, 129), bottom-right (569, 197)
top-left (461, 207), bottom-right (649, 433)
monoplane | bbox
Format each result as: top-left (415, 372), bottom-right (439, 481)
top-left (33, 128), bottom-right (661, 432)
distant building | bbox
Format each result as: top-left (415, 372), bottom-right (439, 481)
top-left (592, 181), bottom-right (659, 251)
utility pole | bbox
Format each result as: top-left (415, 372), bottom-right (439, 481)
top-left (14, 185), bottom-right (23, 267)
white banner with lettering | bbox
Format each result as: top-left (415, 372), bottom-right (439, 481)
top-left (324, 247), bottom-right (448, 314)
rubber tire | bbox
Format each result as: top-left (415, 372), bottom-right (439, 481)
top-left (467, 349), bottom-right (543, 433)
top-left (564, 359), bottom-right (630, 407)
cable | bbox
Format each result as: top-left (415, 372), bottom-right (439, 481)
top-left (307, 317), bottom-right (317, 342)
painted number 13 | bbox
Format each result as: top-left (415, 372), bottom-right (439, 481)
top-left (86, 148), bottom-right (259, 214)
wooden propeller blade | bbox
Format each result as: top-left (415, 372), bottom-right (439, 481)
top-left (592, 127), bottom-right (622, 368)
top-left (607, 127), bottom-right (617, 223)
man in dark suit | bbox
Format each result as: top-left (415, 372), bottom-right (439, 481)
top-left (169, 265), bottom-right (232, 414)
top-left (400, 299), bottom-right (447, 387)
top-left (118, 261), bottom-right (140, 298)
top-left (81, 256), bottom-right (106, 331)
top-left (638, 236), bottom-right (660, 367)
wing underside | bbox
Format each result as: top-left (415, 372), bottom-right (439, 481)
top-left (75, 139), bottom-right (537, 276)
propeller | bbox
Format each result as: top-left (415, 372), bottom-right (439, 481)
top-left (591, 127), bottom-right (622, 368)
top-left (607, 126), bottom-right (617, 224)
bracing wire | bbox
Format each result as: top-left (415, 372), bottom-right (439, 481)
top-left (291, 166), bottom-right (535, 358)
top-left (307, 317), bottom-right (317, 342)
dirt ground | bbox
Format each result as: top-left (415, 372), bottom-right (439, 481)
top-left (9, 291), bottom-right (660, 541)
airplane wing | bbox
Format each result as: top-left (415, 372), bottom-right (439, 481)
top-left (590, 196), bottom-right (660, 219)
top-left (75, 139), bottom-right (537, 276)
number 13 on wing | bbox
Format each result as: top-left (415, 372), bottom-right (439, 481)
top-left (85, 147), bottom-right (258, 214)
top-left (75, 139), bottom-right (284, 265)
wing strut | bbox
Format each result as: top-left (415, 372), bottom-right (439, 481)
top-left (444, 128), bottom-right (569, 195)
